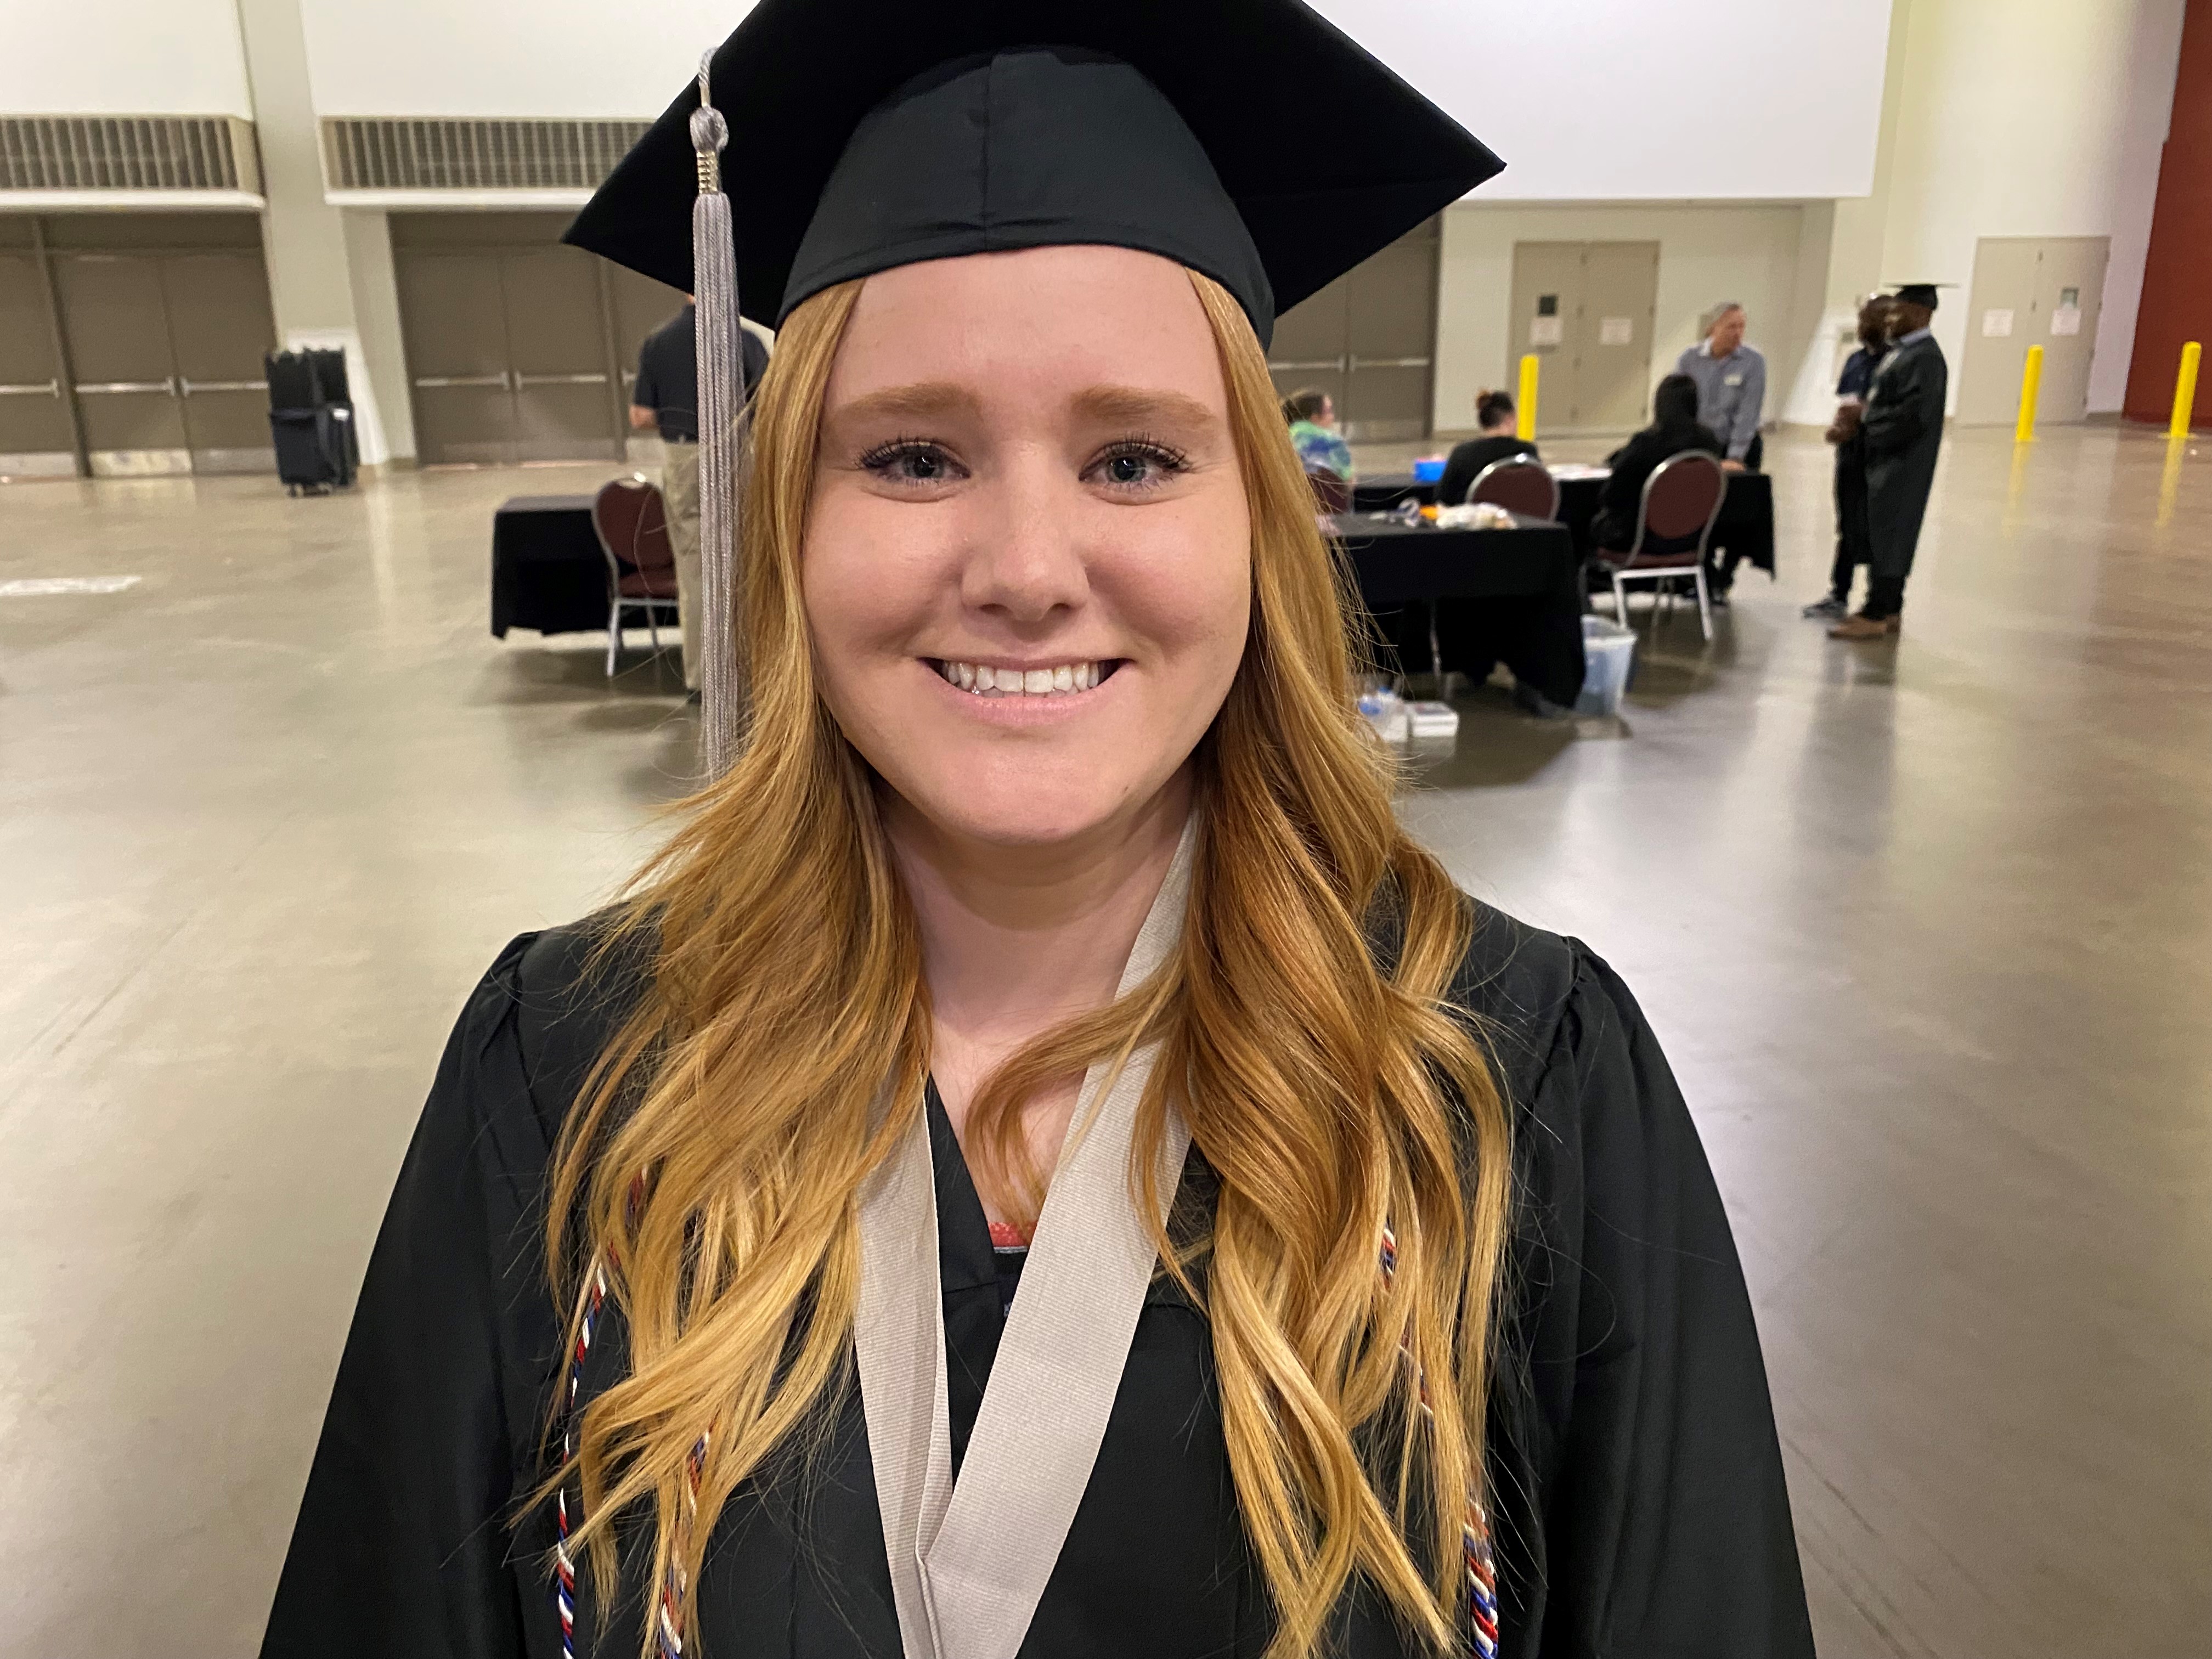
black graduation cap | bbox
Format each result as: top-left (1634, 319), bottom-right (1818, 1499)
top-left (567, 0), bottom-right (1502, 775)
top-left (566, 0), bottom-right (1504, 348)
top-left (1887, 283), bottom-right (1955, 311)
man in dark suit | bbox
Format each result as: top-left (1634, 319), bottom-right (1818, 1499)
top-left (1804, 297), bottom-right (1894, 620)
top-left (1832, 284), bottom-right (1947, 640)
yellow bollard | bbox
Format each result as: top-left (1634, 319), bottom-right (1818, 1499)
top-left (2014, 344), bottom-right (2043, 444)
top-left (2170, 341), bottom-right (2202, 439)
top-left (1516, 353), bottom-right (1539, 442)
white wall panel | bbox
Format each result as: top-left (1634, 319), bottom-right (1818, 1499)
top-left (4, 0), bottom-right (252, 117)
top-left (1308, 0), bottom-right (1893, 200)
top-left (298, 0), bottom-right (757, 119)
top-left (1433, 201), bottom-right (1819, 435)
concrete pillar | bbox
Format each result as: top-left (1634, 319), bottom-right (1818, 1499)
top-left (231, 0), bottom-right (413, 465)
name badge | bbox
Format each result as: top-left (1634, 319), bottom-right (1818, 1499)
top-left (1724, 373), bottom-right (1745, 387)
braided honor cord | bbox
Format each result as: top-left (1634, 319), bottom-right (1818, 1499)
top-left (1380, 1226), bottom-right (1500, 1658)
top-left (555, 1229), bottom-right (1495, 1658)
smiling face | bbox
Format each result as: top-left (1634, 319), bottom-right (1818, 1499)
top-left (803, 245), bottom-right (1252, 854)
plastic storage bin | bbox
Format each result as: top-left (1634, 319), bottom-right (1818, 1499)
top-left (1575, 616), bottom-right (1638, 716)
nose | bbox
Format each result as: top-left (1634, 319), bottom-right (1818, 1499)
top-left (957, 443), bottom-right (1089, 625)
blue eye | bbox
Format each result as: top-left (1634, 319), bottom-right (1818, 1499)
top-left (860, 440), bottom-right (962, 484)
top-left (1092, 440), bottom-right (1189, 490)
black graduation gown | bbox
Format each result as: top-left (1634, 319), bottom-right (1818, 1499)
top-left (259, 907), bottom-right (1814, 1659)
top-left (1860, 334), bottom-right (1948, 581)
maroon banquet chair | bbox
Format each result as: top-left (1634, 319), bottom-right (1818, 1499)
top-left (1468, 456), bottom-right (1560, 520)
top-left (1595, 452), bottom-right (1727, 640)
top-left (1307, 469), bottom-right (1352, 514)
top-left (590, 475), bottom-right (681, 677)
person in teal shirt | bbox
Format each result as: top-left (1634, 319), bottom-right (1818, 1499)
top-left (1281, 386), bottom-right (1355, 482)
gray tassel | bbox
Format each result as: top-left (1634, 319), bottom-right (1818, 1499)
top-left (690, 52), bottom-right (748, 777)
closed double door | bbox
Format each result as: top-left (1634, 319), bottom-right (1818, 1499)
top-left (399, 245), bottom-right (627, 465)
top-left (1508, 242), bottom-right (1660, 435)
top-left (1267, 218), bottom-right (1440, 442)
top-left (54, 250), bottom-right (276, 475)
top-left (0, 253), bottom-right (75, 477)
top-left (1957, 236), bottom-right (2109, 426)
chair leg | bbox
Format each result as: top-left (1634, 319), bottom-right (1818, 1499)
top-left (1693, 568), bottom-right (1712, 641)
top-left (1427, 601), bottom-right (1442, 681)
top-left (1611, 574), bottom-right (1628, 625)
top-left (607, 600), bottom-right (622, 678)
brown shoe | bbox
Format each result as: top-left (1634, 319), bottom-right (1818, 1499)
top-left (1829, 612), bottom-right (1900, 640)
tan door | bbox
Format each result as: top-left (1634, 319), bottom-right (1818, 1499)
top-left (501, 247), bottom-right (622, 462)
top-left (1959, 238), bottom-right (2045, 426)
top-left (162, 251), bottom-right (276, 474)
top-left (1342, 219), bottom-right (1438, 442)
top-left (0, 254), bottom-right (76, 478)
top-left (2032, 236), bottom-right (2108, 426)
top-left (1268, 273), bottom-right (1350, 423)
top-left (398, 251), bottom-right (516, 465)
top-left (1507, 242), bottom-right (1585, 437)
top-left (55, 253), bottom-right (189, 475)
top-left (1577, 242), bottom-right (1660, 431)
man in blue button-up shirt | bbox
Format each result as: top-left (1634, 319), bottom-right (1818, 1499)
top-left (1675, 303), bottom-right (1767, 471)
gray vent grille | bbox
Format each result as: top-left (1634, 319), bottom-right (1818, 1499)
top-left (322, 118), bottom-right (650, 191)
top-left (0, 115), bottom-right (258, 192)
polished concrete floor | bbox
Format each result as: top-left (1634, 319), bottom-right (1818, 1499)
top-left (2, 425), bottom-right (2207, 1656)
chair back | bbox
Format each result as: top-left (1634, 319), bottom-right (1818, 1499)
top-left (591, 476), bottom-right (675, 592)
top-left (1469, 457), bottom-right (1559, 520)
top-left (1622, 451), bottom-right (1726, 567)
top-left (1307, 470), bottom-right (1352, 514)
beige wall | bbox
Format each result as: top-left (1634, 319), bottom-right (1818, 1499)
top-left (1434, 202), bottom-right (1822, 437)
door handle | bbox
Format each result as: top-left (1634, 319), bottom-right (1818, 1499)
top-left (1348, 357), bottom-right (1432, 370)
top-left (178, 378), bottom-right (268, 396)
top-left (76, 378), bottom-right (178, 396)
top-left (0, 380), bottom-right (61, 398)
top-left (413, 374), bottom-right (511, 390)
top-left (514, 373), bottom-right (610, 387)
top-left (1266, 358), bottom-right (1349, 373)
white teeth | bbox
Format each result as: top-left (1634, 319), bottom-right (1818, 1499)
top-left (936, 660), bottom-right (1108, 697)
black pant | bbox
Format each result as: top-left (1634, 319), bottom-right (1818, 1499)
top-left (1829, 441), bottom-right (1869, 601)
top-left (1702, 433), bottom-right (1762, 595)
top-left (1863, 574), bottom-right (1906, 619)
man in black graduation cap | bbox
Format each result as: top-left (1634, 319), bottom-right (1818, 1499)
top-left (1832, 282), bottom-right (1949, 639)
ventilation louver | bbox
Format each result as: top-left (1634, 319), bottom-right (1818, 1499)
top-left (0, 115), bottom-right (258, 193)
top-left (321, 119), bottom-right (651, 192)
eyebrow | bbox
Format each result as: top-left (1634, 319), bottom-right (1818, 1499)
top-left (1070, 385), bottom-right (1221, 430)
top-left (827, 381), bottom-right (985, 425)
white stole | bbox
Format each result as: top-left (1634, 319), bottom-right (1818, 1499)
top-left (853, 822), bottom-right (1196, 1659)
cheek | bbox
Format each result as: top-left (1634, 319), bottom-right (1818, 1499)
top-left (800, 495), bottom-right (952, 688)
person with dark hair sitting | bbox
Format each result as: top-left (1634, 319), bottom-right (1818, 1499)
top-left (1281, 386), bottom-right (1356, 485)
top-left (1438, 389), bottom-right (1538, 506)
top-left (1590, 373), bottom-right (1723, 563)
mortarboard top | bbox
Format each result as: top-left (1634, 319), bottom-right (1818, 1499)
top-left (1887, 283), bottom-right (1955, 311)
top-left (565, 0), bottom-right (1504, 350)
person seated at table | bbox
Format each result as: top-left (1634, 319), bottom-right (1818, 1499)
top-left (1282, 387), bottom-right (1355, 484)
top-left (1590, 373), bottom-right (1722, 555)
top-left (1438, 389), bottom-right (1538, 506)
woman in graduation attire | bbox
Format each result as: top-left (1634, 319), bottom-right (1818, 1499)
top-left (261, 5), bottom-right (1815, 1658)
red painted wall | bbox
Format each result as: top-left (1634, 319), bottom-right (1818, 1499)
top-left (2128, 0), bottom-right (2212, 425)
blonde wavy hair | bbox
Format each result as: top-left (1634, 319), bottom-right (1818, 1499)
top-left (547, 268), bottom-right (1513, 1659)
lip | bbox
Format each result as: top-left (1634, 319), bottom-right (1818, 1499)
top-left (919, 656), bottom-right (1126, 722)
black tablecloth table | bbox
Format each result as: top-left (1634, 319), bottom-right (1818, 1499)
top-left (490, 495), bottom-right (608, 638)
top-left (1331, 514), bottom-right (1584, 707)
top-left (1554, 470), bottom-right (1775, 580)
top-left (1352, 474), bottom-right (1437, 514)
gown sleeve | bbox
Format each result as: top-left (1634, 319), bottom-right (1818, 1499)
top-left (260, 933), bottom-right (571, 1659)
top-left (1490, 936), bottom-right (1815, 1659)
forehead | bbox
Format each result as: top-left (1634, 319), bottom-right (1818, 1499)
top-left (823, 245), bottom-right (1228, 411)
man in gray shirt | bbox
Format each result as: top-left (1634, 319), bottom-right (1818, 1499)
top-left (1675, 302), bottom-right (1766, 471)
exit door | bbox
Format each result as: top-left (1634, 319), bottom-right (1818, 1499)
top-left (1508, 242), bottom-right (1660, 435)
top-left (1266, 218), bottom-right (1440, 442)
top-left (1958, 236), bottom-right (2109, 426)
